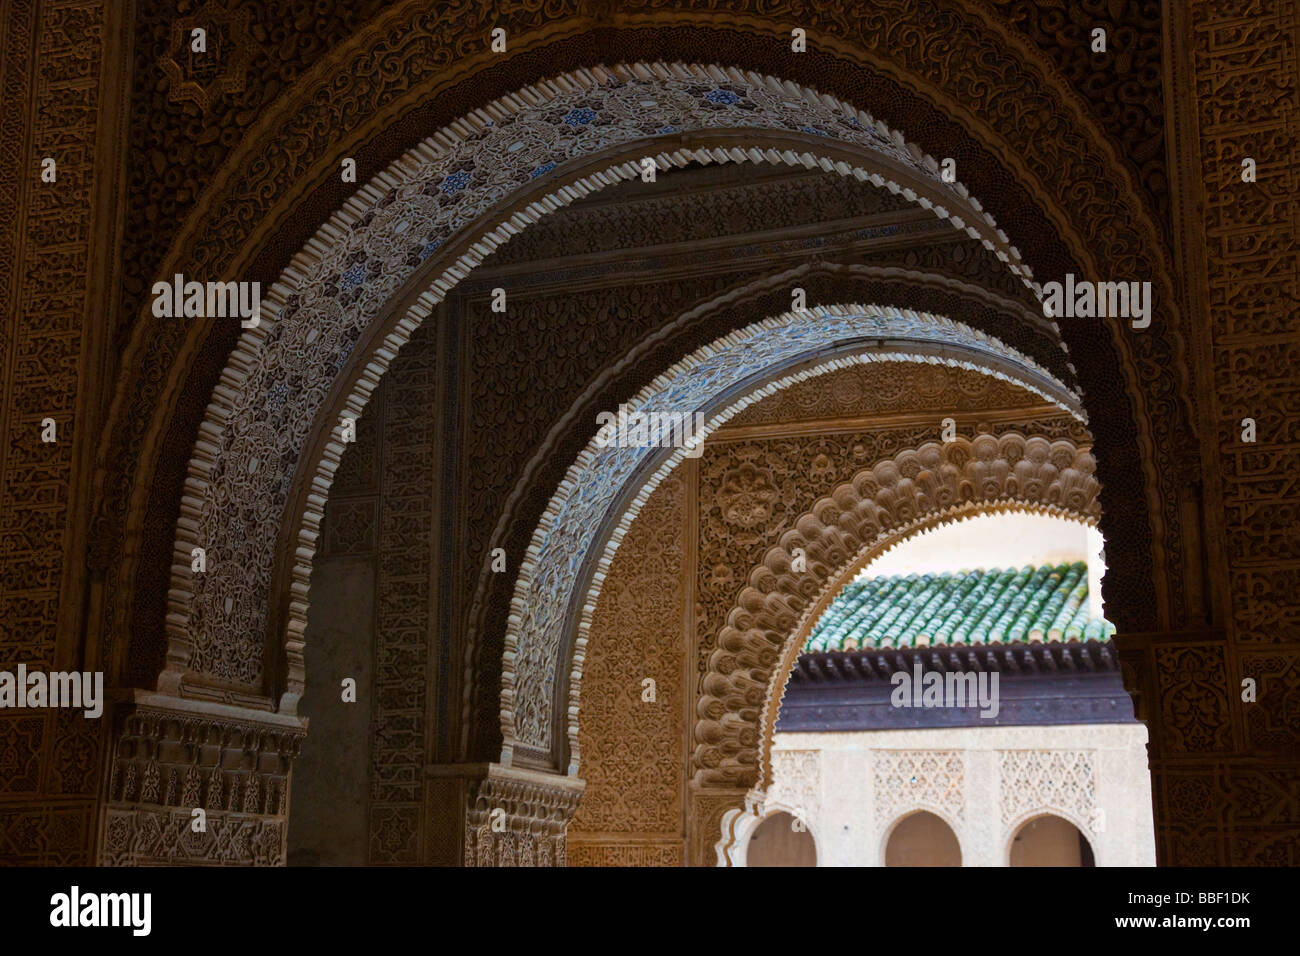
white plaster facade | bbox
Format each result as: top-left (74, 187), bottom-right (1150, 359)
top-left (755, 724), bottom-right (1155, 867)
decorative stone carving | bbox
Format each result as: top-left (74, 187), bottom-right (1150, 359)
top-left (368, 324), bottom-right (437, 863)
top-left (568, 841), bottom-right (683, 866)
top-left (461, 262), bottom-right (1076, 766)
top-left (321, 499), bottom-right (377, 557)
top-left (462, 765), bottom-right (584, 868)
top-left (998, 750), bottom-right (1096, 830)
top-left (697, 432), bottom-right (1102, 788)
top-left (1154, 644), bottom-right (1233, 754)
top-left (98, 694), bottom-right (304, 866)
top-left (694, 371), bottom-right (1087, 675)
top-left (728, 361), bottom-right (1047, 428)
top-left (1188, 1), bottom-right (1298, 650)
top-left (158, 63), bottom-right (1012, 705)
top-left (1109, 626), bottom-right (1288, 865)
top-left (1241, 653), bottom-right (1300, 754)
top-left (86, 22), bottom-right (1190, 868)
top-left (114, 1), bottom-right (1171, 347)
top-left (489, 166), bottom-right (997, 278)
top-left (0, 0), bottom-right (115, 866)
top-left (569, 476), bottom-right (685, 835)
top-left (3, 0), bottom-right (1275, 869)
top-left (768, 749), bottom-right (821, 826)
top-left (96, 27), bottom-right (1190, 842)
top-left (563, 367), bottom-right (1091, 864)
top-left (101, 7), bottom-right (1190, 723)
top-left (158, 3), bottom-right (254, 112)
top-left (758, 727), bottom-right (1151, 866)
top-left (0, 716), bottom-right (45, 795)
top-left (506, 308), bottom-right (1079, 763)
top-left (572, 397), bottom-right (1088, 864)
top-left (717, 464), bottom-right (781, 530)
top-left (459, 270), bottom-right (751, 762)
top-left (689, 786), bottom-right (751, 867)
top-left (874, 750), bottom-right (966, 826)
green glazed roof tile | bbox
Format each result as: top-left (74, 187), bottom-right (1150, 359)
top-left (804, 562), bottom-right (1115, 652)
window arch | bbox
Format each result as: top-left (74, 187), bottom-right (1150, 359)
top-left (883, 809), bottom-right (962, 867)
top-left (746, 811), bottom-right (818, 867)
top-left (1009, 814), bottom-right (1096, 867)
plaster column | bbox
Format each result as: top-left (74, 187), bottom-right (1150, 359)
top-left (965, 744), bottom-right (999, 866)
top-left (463, 763), bottom-right (584, 867)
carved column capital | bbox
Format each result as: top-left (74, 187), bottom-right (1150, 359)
top-left (97, 691), bottom-right (305, 866)
top-left (462, 764), bottom-right (585, 867)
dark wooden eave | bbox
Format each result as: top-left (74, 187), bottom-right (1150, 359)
top-left (777, 640), bottom-right (1135, 732)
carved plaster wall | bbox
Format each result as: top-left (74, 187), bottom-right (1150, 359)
top-left (455, 256), bottom-right (1083, 766)
top-left (8, 1), bottom-right (1283, 866)
top-left (568, 475), bottom-right (688, 867)
top-left (511, 308), bottom-right (1080, 768)
top-left (96, 9), bottom-right (1196, 749)
top-left (293, 322), bottom-right (449, 865)
top-left (760, 725), bottom-right (1156, 867)
top-left (86, 36), bottom-right (1188, 856)
top-left (100, 700), bottom-right (303, 867)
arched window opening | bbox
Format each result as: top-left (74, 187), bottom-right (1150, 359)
top-left (746, 812), bottom-right (817, 867)
top-left (1010, 815), bottom-right (1096, 867)
top-left (885, 811), bottom-right (962, 867)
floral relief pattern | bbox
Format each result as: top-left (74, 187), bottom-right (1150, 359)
top-left (875, 750), bottom-right (965, 826)
top-left (569, 476), bottom-right (685, 836)
top-left (717, 464), bottom-right (781, 529)
top-left (999, 750), bottom-right (1097, 832)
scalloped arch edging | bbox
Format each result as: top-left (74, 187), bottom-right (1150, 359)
top-left (694, 431), bottom-right (1101, 789)
top-left (747, 501), bottom-right (1099, 794)
top-left (160, 62), bottom-right (1050, 709)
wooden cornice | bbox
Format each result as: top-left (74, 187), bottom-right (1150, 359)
top-left (790, 640), bottom-right (1120, 684)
